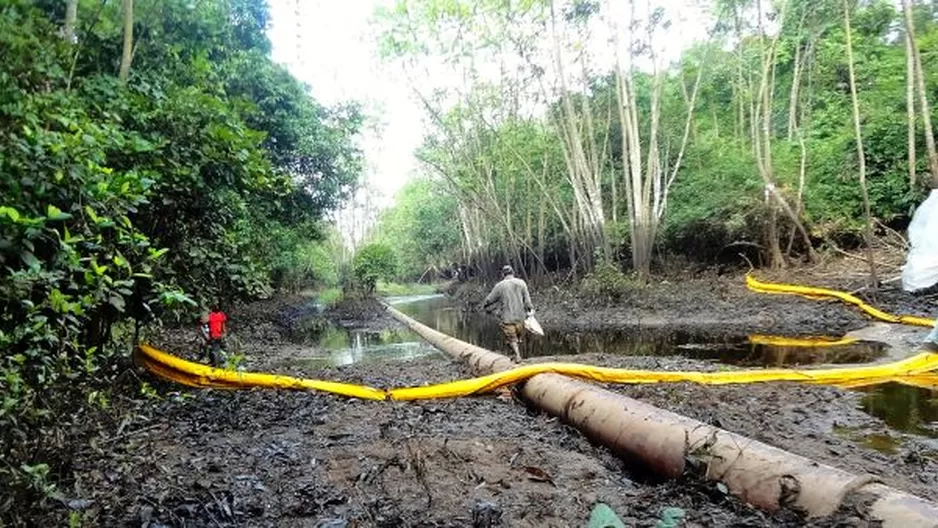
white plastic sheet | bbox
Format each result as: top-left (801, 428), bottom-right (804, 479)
top-left (902, 190), bottom-right (938, 292)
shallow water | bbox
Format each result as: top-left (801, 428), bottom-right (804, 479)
top-left (390, 294), bottom-right (888, 367)
top-left (859, 383), bottom-right (938, 439)
top-left (287, 324), bottom-right (445, 369)
top-left (301, 294), bottom-right (887, 368)
top-left (302, 294), bottom-right (936, 437)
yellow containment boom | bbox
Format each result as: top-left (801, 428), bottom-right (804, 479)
top-left (747, 334), bottom-right (858, 347)
top-left (135, 343), bottom-right (387, 400)
top-left (134, 343), bottom-right (938, 401)
top-left (745, 274), bottom-right (936, 328)
top-left (135, 275), bottom-right (938, 399)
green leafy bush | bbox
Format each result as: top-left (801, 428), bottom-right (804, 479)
top-left (580, 260), bottom-right (636, 303)
top-left (271, 225), bottom-right (343, 291)
top-left (352, 243), bottom-right (399, 293)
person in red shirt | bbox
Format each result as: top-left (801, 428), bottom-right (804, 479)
top-left (198, 303), bottom-right (227, 366)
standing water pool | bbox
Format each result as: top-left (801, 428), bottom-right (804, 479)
top-left (289, 293), bottom-right (936, 438)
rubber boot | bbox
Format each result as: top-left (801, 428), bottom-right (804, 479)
top-left (510, 340), bottom-right (521, 362)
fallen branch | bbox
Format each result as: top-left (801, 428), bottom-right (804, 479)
top-left (97, 423), bottom-right (162, 445)
top-left (823, 241), bottom-right (898, 271)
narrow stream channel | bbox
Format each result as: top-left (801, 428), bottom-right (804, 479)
top-left (303, 293), bottom-right (938, 439)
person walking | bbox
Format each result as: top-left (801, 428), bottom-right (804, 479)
top-left (483, 265), bottom-right (535, 361)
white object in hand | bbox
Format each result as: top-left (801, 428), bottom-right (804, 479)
top-left (524, 315), bottom-right (544, 336)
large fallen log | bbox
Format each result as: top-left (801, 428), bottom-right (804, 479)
top-left (385, 305), bottom-right (938, 527)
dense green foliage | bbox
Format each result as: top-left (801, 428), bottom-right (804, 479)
top-left (370, 179), bottom-right (462, 278)
top-left (271, 226), bottom-right (345, 292)
top-left (352, 243), bottom-right (399, 293)
top-left (373, 0), bottom-right (936, 278)
top-left (0, 0), bottom-right (360, 516)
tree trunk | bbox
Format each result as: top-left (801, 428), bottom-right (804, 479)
top-left (906, 27), bottom-right (917, 186)
top-left (751, 0), bottom-right (811, 269)
top-left (755, 7), bottom-right (784, 269)
top-left (64, 0), bottom-right (79, 43)
top-left (549, 1), bottom-right (607, 261)
top-left (119, 0), bottom-right (134, 83)
top-left (787, 43), bottom-right (802, 141)
top-left (734, 2), bottom-right (745, 145)
top-left (843, 0), bottom-right (879, 286)
top-left (801, 39), bottom-right (815, 129)
top-left (766, 203), bottom-right (784, 268)
top-left (611, 9), bottom-right (703, 283)
top-left (680, 72), bottom-right (697, 141)
top-left (902, 0), bottom-right (938, 188)
top-left (787, 131), bottom-right (809, 257)
top-left (538, 194), bottom-right (546, 276)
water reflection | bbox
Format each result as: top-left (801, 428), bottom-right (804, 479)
top-left (859, 383), bottom-right (938, 438)
top-left (290, 294), bottom-right (935, 439)
top-left (292, 324), bottom-right (443, 369)
top-left (392, 296), bottom-right (887, 367)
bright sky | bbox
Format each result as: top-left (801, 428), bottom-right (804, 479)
top-left (265, 0), bottom-right (712, 214)
top-left (267, 0), bottom-right (422, 209)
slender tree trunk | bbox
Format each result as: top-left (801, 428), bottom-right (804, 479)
top-left (843, 0), bottom-right (879, 286)
top-left (616, 58), bottom-right (653, 282)
top-left (119, 0), bottom-right (134, 83)
top-left (801, 39), bottom-right (815, 129)
top-left (680, 72), bottom-right (697, 141)
top-left (657, 60), bottom-right (704, 222)
top-left (787, 131), bottom-right (809, 256)
top-left (750, 0), bottom-right (813, 268)
top-left (734, 3), bottom-right (745, 146)
top-left (902, 0), bottom-right (938, 187)
top-left (767, 205), bottom-right (782, 269)
top-left (906, 28), bottom-right (917, 186)
top-left (755, 0), bottom-right (785, 269)
top-left (787, 42), bottom-right (802, 141)
top-left (64, 0), bottom-right (79, 43)
top-left (549, 1), bottom-right (607, 261)
top-left (538, 195), bottom-right (546, 276)
top-left (609, 86), bottom-right (618, 225)
top-left (611, 7), bottom-right (703, 283)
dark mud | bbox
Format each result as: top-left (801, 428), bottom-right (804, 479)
top-left (40, 274), bottom-right (938, 527)
top-left (529, 353), bottom-right (938, 504)
top-left (62, 359), bottom-right (811, 527)
top-left (449, 270), bottom-right (936, 339)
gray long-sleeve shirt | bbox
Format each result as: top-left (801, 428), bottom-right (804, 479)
top-left (483, 276), bottom-right (534, 324)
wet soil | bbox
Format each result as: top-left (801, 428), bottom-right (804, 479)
top-left (63, 360), bottom-right (808, 527)
top-left (449, 268), bottom-right (937, 340)
top-left (41, 269), bottom-right (938, 527)
top-left (527, 354), bottom-right (938, 503)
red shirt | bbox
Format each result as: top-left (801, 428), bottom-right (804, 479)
top-left (208, 311), bottom-right (227, 339)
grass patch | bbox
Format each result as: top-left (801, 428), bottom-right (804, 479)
top-left (316, 287), bottom-right (344, 307)
top-left (376, 281), bottom-right (442, 297)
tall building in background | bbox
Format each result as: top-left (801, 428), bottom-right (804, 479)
top-left (281, 0), bottom-right (345, 99)
top-left (293, 0), bottom-right (307, 79)
top-left (268, 0), bottom-right (415, 253)
top-left (270, 0), bottom-right (308, 81)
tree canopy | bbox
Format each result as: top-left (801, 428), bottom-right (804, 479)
top-left (0, 0), bottom-right (362, 514)
top-left (371, 0), bottom-right (937, 281)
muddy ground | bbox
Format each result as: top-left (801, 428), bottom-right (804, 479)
top-left (447, 265), bottom-right (938, 340)
top-left (41, 269), bottom-right (938, 527)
